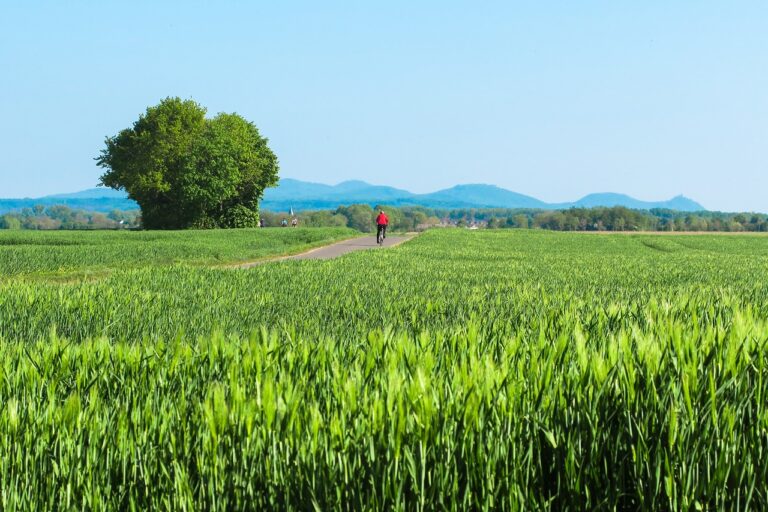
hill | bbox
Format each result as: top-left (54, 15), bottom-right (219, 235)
top-left (45, 188), bottom-right (131, 200)
top-left (570, 193), bottom-right (704, 211)
top-left (1, 180), bottom-right (707, 214)
top-left (261, 180), bottom-right (705, 212)
top-left (0, 187), bottom-right (138, 214)
top-left (414, 184), bottom-right (548, 209)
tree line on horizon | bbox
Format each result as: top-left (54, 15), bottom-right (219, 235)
top-left (2, 203), bottom-right (766, 232)
top-left (0, 205), bottom-right (140, 230)
top-left (264, 204), bottom-right (768, 232)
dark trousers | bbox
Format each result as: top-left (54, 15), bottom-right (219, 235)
top-left (377, 224), bottom-right (387, 239)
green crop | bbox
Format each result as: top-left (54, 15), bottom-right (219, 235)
top-left (1, 229), bottom-right (767, 510)
top-left (0, 227), bottom-right (355, 278)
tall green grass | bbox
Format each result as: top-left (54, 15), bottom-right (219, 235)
top-left (1, 230), bottom-right (768, 509)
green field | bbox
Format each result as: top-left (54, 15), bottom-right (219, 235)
top-left (2, 229), bottom-right (767, 510)
top-left (0, 227), bottom-right (355, 278)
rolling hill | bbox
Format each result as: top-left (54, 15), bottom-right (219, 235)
top-left (569, 193), bottom-right (704, 211)
top-left (0, 181), bottom-right (707, 214)
top-left (414, 184), bottom-right (548, 209)
top-left (260, 180), bottom-right (705, 212)
top-left (0, 188), bottom-right (139, 214)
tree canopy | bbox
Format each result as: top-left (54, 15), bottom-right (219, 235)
top-left (97, 98), bottom-right (278, 229)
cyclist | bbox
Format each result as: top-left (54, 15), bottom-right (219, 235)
top-left (376, 209), bottom-right (389, 243)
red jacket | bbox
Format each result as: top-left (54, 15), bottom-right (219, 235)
top-left (376, 213), bottom-right (389, 226)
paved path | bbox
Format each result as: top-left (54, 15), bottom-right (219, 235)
top-left (236, 234), bottom-right (415, 268)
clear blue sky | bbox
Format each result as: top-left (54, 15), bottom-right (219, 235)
top-left (1, 1), bottom-right (766, 211)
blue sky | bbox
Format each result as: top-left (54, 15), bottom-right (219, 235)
top-left (1, 1), bottom-right (766, 211)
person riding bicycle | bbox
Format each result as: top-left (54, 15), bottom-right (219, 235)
top-left (376, 209), bottom-right (389, 243)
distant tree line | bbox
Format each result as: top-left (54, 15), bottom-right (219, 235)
top-left (260, 204), bottom-right (442, 232)
top-left (263, 205), bottom-right (768, 233)
top-left (484, 207), bottom-right (768, 232)
top-left (3, 203), bottom-right (767, 233)
top-left (0, 206), bottom-right (140, 230)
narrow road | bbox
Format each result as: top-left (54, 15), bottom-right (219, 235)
top-left (236, 234), bottom-right (414, 268)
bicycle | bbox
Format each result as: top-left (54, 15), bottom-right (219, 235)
top-left (376, 225), bottom-right (386, 246)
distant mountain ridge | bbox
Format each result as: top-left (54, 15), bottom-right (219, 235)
top-left (563, 193), bottom-right (703, 211)
top-left (260, 179), bottom-right (705, 212)
top-left (0, 188), bottom-right (139, 214)
top-left (0, 180), bottom-right (706, 214)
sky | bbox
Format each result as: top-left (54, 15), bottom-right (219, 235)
top-left (0, 1), bottom-right (766, 212)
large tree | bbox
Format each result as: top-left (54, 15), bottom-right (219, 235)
top-left (97, 97), bottom-right (279, 229)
